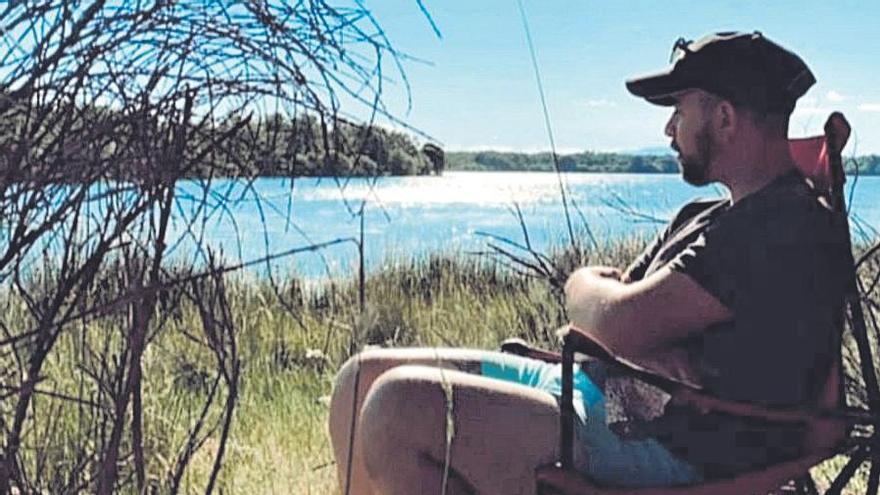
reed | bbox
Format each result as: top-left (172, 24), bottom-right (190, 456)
top-left (1, 236), bottom-right (877, 493)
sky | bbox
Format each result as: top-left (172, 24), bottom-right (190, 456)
top-left (360, 0), bottom-right (880, 154)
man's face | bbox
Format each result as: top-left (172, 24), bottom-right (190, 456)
top-left (665, 90), bottom-right (716, 186)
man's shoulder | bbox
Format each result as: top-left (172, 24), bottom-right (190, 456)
top-left (720, 172), bottom-right (845, 242)
top-left (670, 197), bottom-right (728, 229)
top-left (679, 197), bottom-right (728, 213)
top-left (737, 171), bottom-right (829, 214)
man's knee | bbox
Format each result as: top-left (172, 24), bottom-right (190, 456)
top-left (359, 365), bottom-right (442, 425)
top-left (330, 353), bottom-right (422, 440)
top-left (329, 350), bottom-right (380, 443)
top-left (330, 350), bottom-right (387, 407)
top-left (357, 366), bottom-right (447, 458)
top-left (356, 368), bottom-right (418, 476)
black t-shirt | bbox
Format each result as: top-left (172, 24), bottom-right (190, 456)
top-left (622, 170), bottom-right (851, 479)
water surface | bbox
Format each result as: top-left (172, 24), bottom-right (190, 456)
top-left (167, 172), bottom-right (880, 279)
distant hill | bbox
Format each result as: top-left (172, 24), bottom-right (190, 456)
top-left (445, 149), bottom-right (880, 175)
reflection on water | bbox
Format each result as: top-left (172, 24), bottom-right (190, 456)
top-left (166, 172), bottom-right (880, 279)
top-left (296, 172), bottom-right (688, 206)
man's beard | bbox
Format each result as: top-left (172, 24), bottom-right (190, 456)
top-left (675, 124), bottom-right (714, 186)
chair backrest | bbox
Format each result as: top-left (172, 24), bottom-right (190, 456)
top-left (789, 111), bottom-right (851, 210)
top-left (788, 112), bottom-right (851, 412)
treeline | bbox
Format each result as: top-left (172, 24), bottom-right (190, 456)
top-left (851, 155), bottom-right (880, 175)
top-left (9, 97), bottom-right (880, 180)
top-left (208, 114), bottom-right (445, 178)
top-left (446, 150), bottom-right (678, 173)
top-left (446, 150), bottom-right (880, 175)
top-left (0, 106), bottom-right (445, 182)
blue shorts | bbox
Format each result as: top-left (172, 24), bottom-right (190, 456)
top-left (480, 351), bottom-right (703, 488)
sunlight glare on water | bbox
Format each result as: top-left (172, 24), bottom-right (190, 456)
top-left (295, 171), bottom-right (660, 207)
top-left (165, 172), bottom-right (880, 279)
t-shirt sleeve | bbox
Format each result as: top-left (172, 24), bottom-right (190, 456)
top-left (666, 200), bottom-right (834, 313)
top-left (624, 200), bottom-right (719, 282)
top-left (665, 219), bottom-right (740, 310)
top-left (666, 200), bottom-right (843, 404)
top-left (623, 229), bottom-right (666, 282)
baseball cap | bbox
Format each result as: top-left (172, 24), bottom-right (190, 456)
top-left (626, 31), bottom-right (815, 114)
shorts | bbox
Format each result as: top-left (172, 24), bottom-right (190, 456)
top-left (480, 351), bottom-right (703, 488)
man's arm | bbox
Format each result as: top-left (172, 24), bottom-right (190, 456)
top-left (564, 265), bottom-right (733, 357)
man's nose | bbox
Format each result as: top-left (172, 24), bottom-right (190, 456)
top-left (664, 114), bottom-right (676, 138)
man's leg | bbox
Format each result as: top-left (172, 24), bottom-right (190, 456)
top-left (328, 348), bottom-right (493, 495)
top-left (357, 364), bottom-right (560, 495)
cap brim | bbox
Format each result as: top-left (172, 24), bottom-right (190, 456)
top-left (625, 67), bottom-right (690, 106)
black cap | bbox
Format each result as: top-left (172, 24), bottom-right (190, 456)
top-left (626, 32), bottom-right (815, 114)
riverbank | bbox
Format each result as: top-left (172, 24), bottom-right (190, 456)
top-left (2, 238), bottom-right (875, 492)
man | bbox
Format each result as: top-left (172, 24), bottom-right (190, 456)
top-left (328, 32), bottom-right (850, 494)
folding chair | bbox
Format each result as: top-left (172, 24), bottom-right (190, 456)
top-left (503, 112), bottom-right (880, 494)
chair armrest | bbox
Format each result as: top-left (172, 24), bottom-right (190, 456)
top-left (560, 325), bottom-right (702, 393)
top-left (499, 337), bottom-right (563, 363)
top-left (561, 325), bottom-right (870, 432)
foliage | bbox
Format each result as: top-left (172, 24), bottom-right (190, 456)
top-left (0, 1), bottom-right (428, 493)
top-left (446, 150), bottom-right (680, 173)
top-left (447, 150), bottom-right (880, 175)
top-left (205, 113), bottom-right (443, 178)
top-left (4, 235), bottom-right (879, 492)
top-left (0, 237), bottom-right (644, 492)
top-left (0, 108), bottom-right (442, 179)
top-left (850, 155), bottom-right (880, 176)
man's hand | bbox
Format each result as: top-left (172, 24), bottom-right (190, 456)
top-left (563, 266), bottom-right (625, 333)
top-left (563, 266), bottom-right (626, 340)
top-left (535, 463), bottom-right (595, 495)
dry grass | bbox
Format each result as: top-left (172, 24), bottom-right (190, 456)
top-left (3, 234), bottom-right (878, 493)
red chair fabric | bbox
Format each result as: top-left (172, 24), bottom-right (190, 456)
top-left (789, 112), bottom-right (850, 192)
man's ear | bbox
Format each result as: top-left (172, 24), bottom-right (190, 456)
top-left (714, 100), bottom-right (738, 142)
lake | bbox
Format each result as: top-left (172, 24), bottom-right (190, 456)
top-left (167, 172), bottom-right (880, 279)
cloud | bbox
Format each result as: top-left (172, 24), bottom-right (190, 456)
top-left (825, 90), bottom-right (846, 102)
top-left (858, 103), bottom-right (880, 112)
top-left (578, 98), bottom-right (618, 108)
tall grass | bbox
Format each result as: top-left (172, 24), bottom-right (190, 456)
top-left (2, 236), bottom-right (878, 493)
